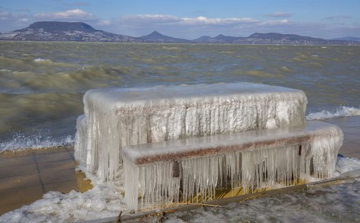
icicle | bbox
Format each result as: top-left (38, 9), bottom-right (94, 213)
top-left (74, 115), bottom-right (87, 165)
top-left (77, 83), bottom-right (308, 182)
top-left (75, 83), bottom-right (345, 212)
top-left (123, 158), bottom-right (139, 211)
top-left (122, 120), bottom-right (343, 211)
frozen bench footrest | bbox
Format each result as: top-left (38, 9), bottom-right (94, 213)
top-left (123, 121), bottom-right (343, 211)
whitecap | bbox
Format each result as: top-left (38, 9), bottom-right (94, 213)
top-left (0, 69), bottom-right (12, 72)
top-left (0, 134), bottom-right (74, 152)
top-left (306, 106), bottom-right (360, 120)
top-left (34, 58), bottom-right (52, 63)
top-left (336, 156), bottom-right (360, 174)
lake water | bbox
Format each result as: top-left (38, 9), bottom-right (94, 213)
top-left (0, 41), bottom-right (360, 222)
top-left (0, 42), bottom-right (360, 150)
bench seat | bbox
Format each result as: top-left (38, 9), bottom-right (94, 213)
top-left (123, 121), bottom-right (343, 211)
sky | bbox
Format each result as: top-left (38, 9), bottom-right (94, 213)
top-left (1, 0), bottom-right (359, 39)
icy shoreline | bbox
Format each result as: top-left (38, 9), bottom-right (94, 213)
top-left (0, 114), bottom-right (360, 222)
top-left (0, 156), bottom-right (359, 223)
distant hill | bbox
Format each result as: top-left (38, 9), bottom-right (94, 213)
top-left (245, 32), bottom-right (356, 45)
top-left (140, 31), bottom-right (189, 43)
top-left (192, 32), bottom-right (354, 45)
top-left (213, 34), bottom-right (243, 42)
top-left (0, 21), bottom-right (359, 45)
top-left (0, 21), bottom-right (139, 42)
top-left (331, 36), bottom-right (360, 42)
top-left (194, 36), bottom-right (212, 42)
top-left (194, 34), bottom-right (243, 43)
top-left (26, 21), bottom-right (97, 32)
top-left (249, 32), bottom-right (319, 41)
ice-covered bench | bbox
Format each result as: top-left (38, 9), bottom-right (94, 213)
top-left (123, 121), bottom-right (343, 211)
top-left (75, 82), bottom-right (308, 181)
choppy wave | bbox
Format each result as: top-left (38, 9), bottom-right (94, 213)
top-left (0, 69), bottom-right (12, 72)
top-left (1, 42), bottom-right (360, 153)
top-left (336, 156), bottom-right (360, 174)
top-left (0, 133), bottom-right (74, 152)
top-left (306, 106), bottom-right (360, 120)
top-left (34, 58), bottom-right (52, 63)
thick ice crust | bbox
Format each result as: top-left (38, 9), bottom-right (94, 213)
top-left (123, 121), bottom-right (343, 165)
top-left (81, 83), bottom-right (307, 181)
top-left (74, 115), bottom-right (87, 165)
top-left (123, 121), bottom-right (343, 211)
top-left (85, 82), bottom-right (306, 105)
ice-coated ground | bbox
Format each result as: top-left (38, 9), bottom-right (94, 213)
top-left (0, 156), bottom-right (359, 223)
top-left (0, 167), bottom-right (128, 223)
top-left (162, 177), bottom-right (360, 223)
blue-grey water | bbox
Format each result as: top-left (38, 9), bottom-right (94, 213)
top-left (0, 42), bottom-right (359, 150)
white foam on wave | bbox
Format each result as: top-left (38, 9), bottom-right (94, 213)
top-left (0, 134), bottom-right (74, 152)
top-left (336, 156), bottom-right (360, 174)
top-left (34, 58), bottom-right (52, 63)
top-left (0, 69), bottom-right (12, 72)
top-left (306, 106), bottom-right (360, 120)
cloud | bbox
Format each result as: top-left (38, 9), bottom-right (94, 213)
top-left (0, 10), bottom-right (28, 22)
top-left (0, 10), bottom-right (31, 32)
top-left (113, 14), bottom-right (261, 37)
top-left (325, 15), bottom-right (352, 20)
top-left (0, 10), bottom-right (20, 20)
top-left (97, 20), bottom-right (112, 26)
top-left (120, 14), bottom-right (181, 24)
top-left (260, 19), bottom-right (292, 26)
top-left (34, 9), bottom-right (96, 21)
top-left (266, 12), bottom-right (292, 18)
top-left (118, 14), bottom-right (257, 26)
top-left (181, 16), bottom-right (258, 25)
top-left (0, 10), bottom-right (11, 19)
top-left (18, 18), bottom-right (28, 22)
